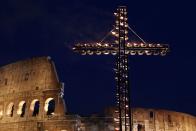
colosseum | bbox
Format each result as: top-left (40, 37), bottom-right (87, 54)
top-left (0, 56), bottom-right (195, 131)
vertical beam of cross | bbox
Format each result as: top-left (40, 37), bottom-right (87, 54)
top-left (114, 6), bottom-right (131, 131)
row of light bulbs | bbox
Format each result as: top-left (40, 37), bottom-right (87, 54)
top-left (79, 50), bottom-right (167, 56)
top-left (113, 6), bottom-right (129, 48)
top-left (74, 42), bottom-right (167, 48)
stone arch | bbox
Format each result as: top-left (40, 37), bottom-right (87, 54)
top-left (6, 102), bottom-right (14, 117)
top-left (137, 124), bottom-right (144, 131)
top-left (17, 101), bottom-right (26, 117)
top-left (30, 99), bottom-right (40, 116)
top-left (0, 105), bottom-right (3, 118)
top-left (44, 98), bottom-right (55, 115)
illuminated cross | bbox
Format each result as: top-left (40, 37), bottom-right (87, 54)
top-left (73, 6), bottom-right (169, 131)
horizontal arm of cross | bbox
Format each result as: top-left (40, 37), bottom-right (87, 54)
top-left (73, 42), bottom-right (169, 56)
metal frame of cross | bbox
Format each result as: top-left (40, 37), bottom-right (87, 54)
top-left (73, 6), bottom-right (169, 131)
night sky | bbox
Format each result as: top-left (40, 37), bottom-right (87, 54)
top-left (0, 0), bottom-right (196, 116)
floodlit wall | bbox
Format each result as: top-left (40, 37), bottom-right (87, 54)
top-left (131, 108), bottom-right (196, 131)
top-left (0, 56), bottom-right (60, 95)
top-left (0, 57), bottom-right (75, 131)
top-left (103, 107), bottom-right (196, 131)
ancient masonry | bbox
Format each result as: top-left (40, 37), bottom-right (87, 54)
top-left (0, 57), bottom-right (80, 131)
top-left (0, 57), bottom-right (195, 131)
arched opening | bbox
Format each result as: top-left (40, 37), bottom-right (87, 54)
top-left (0, 105), bottom-right (3, 118)
top-left (0, 110), bottom-right (3, 118)
top-left (137, 124), bottom-right (144, 131)
top-left (30, 99), bottom-right (40, 117)
top-left (24, 73), bottom-right (29, 81)
top-left (7, 102), bottom-right (14, 117)
top-left (149, 111), bottom-right (154, 118)
top-left (17, 101), bottom-right (26, 117)
top-left (44, 98), bottom-right (55, 115)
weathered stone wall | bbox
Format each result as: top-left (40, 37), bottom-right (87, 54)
top-left (0, 57), bottom-right (74, 131)
top-left (133, 108), bottom-right (196, 131)
top-left (103, 107), bottom-right (196, 131)
top-left (0, 56), bottom-right (59, 95)
top-left (0, 115), bottom-right (81, 131)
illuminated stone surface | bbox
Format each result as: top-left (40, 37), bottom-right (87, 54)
top-left (0, 57), bottom-right (79, 131)
top-left (104, 107), bottom-right (196, 131)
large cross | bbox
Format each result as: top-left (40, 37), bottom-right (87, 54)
top-left (73, 6), bottom-right (169, 131)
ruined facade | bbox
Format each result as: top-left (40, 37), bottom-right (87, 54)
top-left (104, 107), bottom-right (196, 131)
top-left (0, 57), bottom-right (195, 131)
top-left (0, 57), bottom-right (80, 131)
